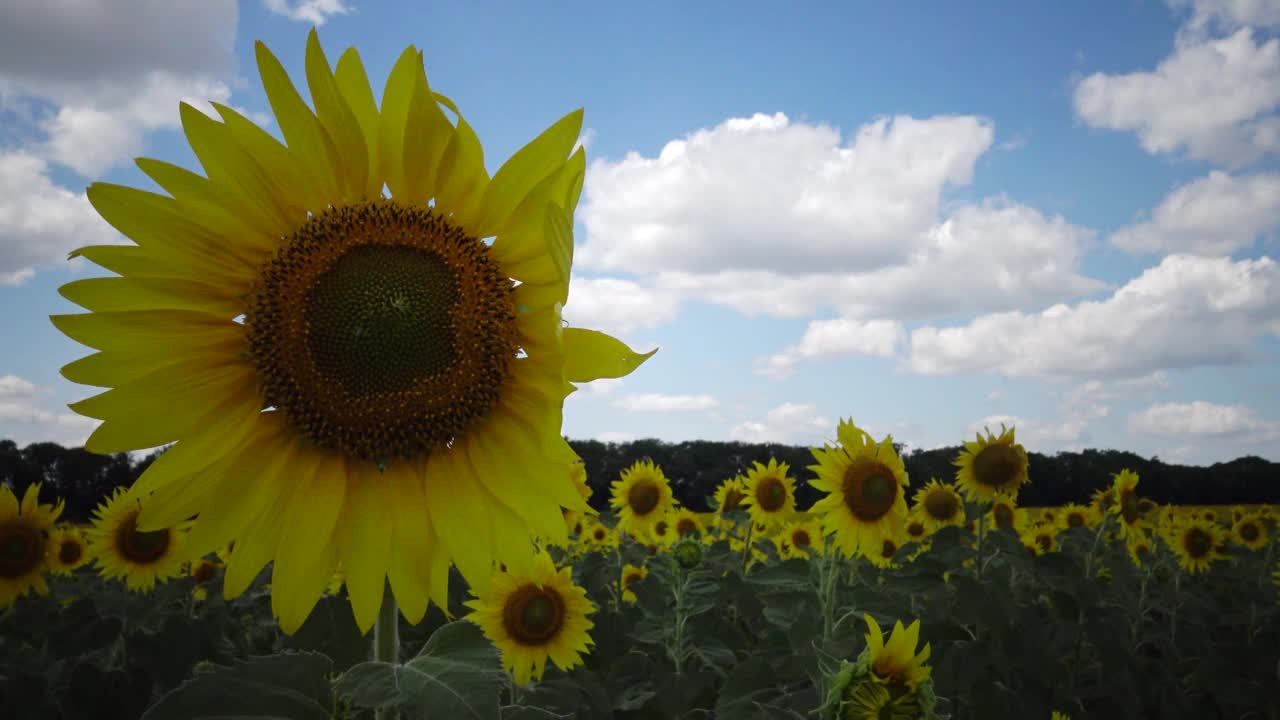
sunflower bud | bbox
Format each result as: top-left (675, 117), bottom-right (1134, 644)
top-left (673, 537), bottom-right (703, 569)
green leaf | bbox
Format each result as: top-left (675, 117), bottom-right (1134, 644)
top-left (335, 620), bottom-right (503, 720)
top-left (562, 328), bottom-right (657, 383)
top-left (714, 658), bottom-right (779, 720)
top-left (140, 652), bottom-right (334, 720)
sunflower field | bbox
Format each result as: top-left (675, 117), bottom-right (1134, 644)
top-left (3, 27), bottom-right (1278, 720)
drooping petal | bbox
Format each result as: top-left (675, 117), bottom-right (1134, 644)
top-left (338, 463), bottom-right (395, 634)
top-left (385, 462), bottom-right (435, 624)
top-left (271, 453), bottom-right (347, 633)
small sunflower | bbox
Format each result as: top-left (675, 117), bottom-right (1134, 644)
top-left (953, 424), bottom-right (1029, 502)
top-left (904, 514), bottom-right (929, 542)
top-left (1109, 469), bottom-right (1145, 540)
top-left (646, 512), bottom-right (676, 548)
top-left (54, 29), bottom-right (654, 634)
top-left (87, 488), bottom-right (188, 592)
top-left (781, 518), bottom-right (825, 559)
top-left (47, 525), bottom-right (91, 574)
top-left (1232, 514), bottom-right (1268, 551)
top-left (987, 496), bottom-right (1023, 533)
top-left (864, 614), bottom-right (932, 690)
top-left (187, 557), bottom-right (223, 600)
top-left (1022, 524), bottom-right (1057, 557)
top-left (1090, 485), bottom-right (1115, 513)
top-left (868, 536), bottom-right (903, 569)
top-left (742, 459), bottom-right (797, 529)
top-left (714, 476), bottom-right (748, 515)
top-left (808, 419), bottom-right (909, 561)
top-left (561, 461), bottom-right (594, 536)
top-left (0, 484), bottom-right (63, 607)
top-left (610, 460), bottom-right (674, 536)
top-left (466, 550), bottom-right (594, 687)
top-left (1060, 503), bottom-right (1094, 531)
top-left (1165, 518), bottom-right (1222, 575)
top-left (620, 563), bottom-right (647, 604)
top-left (1126, 533), bottom-right (1155, 568)
top-left (672, 508), bottom-right (705, 540)
top-left (583, 520), bottom-right (617, 550)
top-left (911, 479), bottom-right (964, 532)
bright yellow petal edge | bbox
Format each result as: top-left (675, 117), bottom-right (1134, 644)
top-left (51, 28), bottom-right (654, 635)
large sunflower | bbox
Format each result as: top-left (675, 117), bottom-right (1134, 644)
top-left (52, 30), bottom-right (653, 634)
top-left (953, 424), bottom-right (1029, 502)
top-left (87, 488), bottom-right (189, 592)
top-left (466, 550), bottom-right (594, 687)
top-left (47, 525), bottom-right (91, 575)
top-left (0, 484), bottom-right (63, 608)
top-left (742, 459), bottom-right (797, 528)
top-left (610, 460), bottom-right (674, 536)
top-left (864, 614), bottom-right (932, 690)
top-left (808, 419), bottom-right (909, 561)
top-left (911, 479), bottom-right (964, 532)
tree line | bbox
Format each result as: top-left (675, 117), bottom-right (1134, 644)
top-left (2, 437), bottom-right (1275, 524)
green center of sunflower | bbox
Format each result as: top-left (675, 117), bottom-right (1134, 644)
top-left (504, 585), bottom-right (565, 645)
top-left (1184, 528), bottom-right (1212, 559)
top-left (1119, 490), bottom-right (1140, 524)
top-left (792, 529), bottom-right (811, 547)
top-left (972, 443), bottom-right (1022, 490)
top-left (992, 503), bottom-right (1015, 530)
top-left (116, 512), bottom-right (171, 564)
top-left (58, 538), bottom-right (83, 565)
top-left (923, 488), bottom-right (959, 522)
top-left (628, 480), bottom-right (661, 516)
top-left (756, 476), bottom-right (787, 512)
top-left (246, 201), bottom-right (518, 463)
top-left (1240, 522), bottom-right (1260, 542)
top-left (843, 461), bottom-right (898, 522)
top-left (0, 522), bottom-right (43, 578)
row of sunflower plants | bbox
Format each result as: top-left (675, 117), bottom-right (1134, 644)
top-left (3, 418), bottom-right (1278, 718)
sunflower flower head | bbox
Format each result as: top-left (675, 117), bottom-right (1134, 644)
top-left (953, 424), bottom-right (1029, 502)
top-left (742, 458), bottom-right (797, 529)
top-left (1232, 513), bottom-right (1268, 551)
top-left (610, 460), bottom-right (674, 537)
top-left (53, 29), bottom-right (655, 634)
top-left (86, 488), bottom-right (189, 593)
top-left (821, 615), bottom-right (938, 720)
top-left (1109, 469), bottom-right (1145, 540)
top-left (620, 563), bottom-right (647, 604)
top-left (1164, 517), bottom-right (1223, 575)
top-left (911, 479), bottom-right (964, 532)
top-left (808, 419), bottom-right (910, 561)
top-left (46, 524), bottom-right (90, 575)
top-left (0, 484), bottom-right (63, 607)
top-left (466, 550), bottom-right (595, 687)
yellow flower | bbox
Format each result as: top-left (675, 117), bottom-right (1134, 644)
top-left (1165, 517), bottom-right (1222, 575)
top-left (0, 484), bottom-right (62, 607)
top-left (953, 424), bottom-right (1029, 502)
top-left (1126, 533), bottom-right (1154, 568)
top-left (620, 563), bottom-right (647, 604)
top-left (52, 30), bottom-right (653, 634)
top-left (867, 536), bottom-right (904, 569)
top-left (780, 518), bottom-right (825, 559)
top-left (646, 511), bottom-right (677, 548)
top-left (1110, 469), bottom-right (1145, 541)
top-left (1059, 503), bottom-right (1095, 531)
top-left (713, 476), bottom-right (748, 515)
top-left (466, 551), bottom-right (594, 687)
top-left (864, 614), bottom-right (932, 690)
top-left (742, 459), bottom-right (797, 529)
top-left (1022, 523), bottom-right (1058, 556)
top-left (87, 488), bottom-right (188, 593)
top-left (561, 461), bottom-right (594, 537)
top-left (47, 525), bottom-right (91, 574)
top-left (672, 508), bottom-right (705, 540)
top-left (808, 419), bottom-right (909, 561)
top-left (911, 478), bottom-right (964, 532)
top-left (610, 460), bottom-right (674, 537)
top-left (583, 520), bottom-right (617, 550)
top-left (987, 496), bottom-right (1024, 533)
top-left (1051, 712), bottom-right (1072, 720)
top-left (1232, 514), bottom-right (1268, 551)
top-left (904, 513), bottom-right (930, 543)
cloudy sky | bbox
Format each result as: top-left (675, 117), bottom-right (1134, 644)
top-left (1, 0), bottom-right (1278, 465)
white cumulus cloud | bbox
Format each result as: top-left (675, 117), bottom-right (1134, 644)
top-left (1073, 28), bottom-right (1280, 167)
top-left (0, 374), bottom-right (98, 447)
top-left (907, 254), bottom-right (1280, 379)
top-left (755, 318), bottom-right (905, 379)
top-left (263, 0), bottom-right (354, 25)
top-left (728, 402), bottom-right (833, 445)
top-left (562, 275), bottom-right (682, 337)
top-left (1129, 400), bottom-right (1280, 438)
top-left (613, 394), bottom-right (719, 412)
top-left (1110, 171), bottom-right (1280, 255)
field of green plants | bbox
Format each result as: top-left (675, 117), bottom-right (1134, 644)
top-left (2, 464), bottom-right (1277, 720)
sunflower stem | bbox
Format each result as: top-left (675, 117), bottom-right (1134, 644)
top-left (739, 522), bottom-right (754, 576)
top-left (373, 586), bottom-right (400, 720)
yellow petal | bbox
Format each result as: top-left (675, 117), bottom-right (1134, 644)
top-left (272, 453), bottom-right (346, 634)
top-left (0, 486), bottom-right (17, 518)
top-left (224, 442), bottom-right (320, 599)
top-left (211, 102), bottom-right (316, 216)
top-left (305, 29), bottom-right (369, 202)
top-left (67, 245), bottom-right (173, 279)
top-left (401, 62), bottom-right (454, 206)
top-left (562, 328), bottom-right (656, 383)
top-left (423, 449), bottom-right (493, 590)
top-left (475, 108), bottom-right (583, 238)
top-left (384, 462), bottom-right (434, 624)
top-left (434, 110), bottom-right (488, 230)
top-left (377, 46), bottom-right (422, 203)
top-left (338, 463), bottom-right (394, 634)
top-left (52, 309), bottom-right (241, 354)
top-left (59, 277), bottom-right (241, 317)
top-left (130, 396), bottom-right (262, 503)
top-left (133, 158), bottom-right (281, 260)
top-left (333, 47), bottom-right (384, 200)
top-left (255, 40), bottom-right (343, 205)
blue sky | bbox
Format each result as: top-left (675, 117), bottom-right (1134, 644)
top-left (1, 0), bottom-right (1278, 465)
